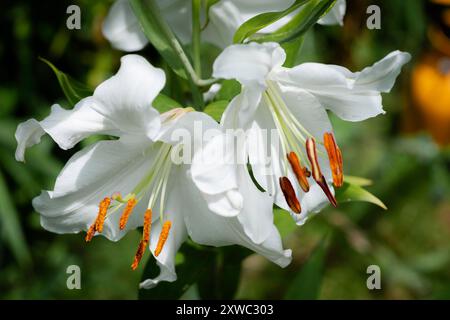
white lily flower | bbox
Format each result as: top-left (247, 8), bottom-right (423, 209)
top-left (102, 0), bottom-right (346, 51)
top-left (209, 42), bottom-right (410, 224)
top-left (15, 54), bottom-right (291, 288)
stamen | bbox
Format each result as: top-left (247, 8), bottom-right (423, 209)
top-left (287, 152), bottom-right (310, 192)
top-left (85, 224), bottom-right (96, 242)
top-left (306, 138), bottom-right (338, 208)
top-left (95, 197), bottom-right (111, 233)
top-left (85, 197), bottom-right (111, 241)
top-left (119, 198), bottom-right (138, 230)
top-left (323, 132), bottom-right (344, 188)
top-left (143, 209), bottom-right (152, 243)
top-left (131, 240), bottom-right (147, 271)
top-left (306, 138), bottom-right (322, 181)
top-left (155, 221), bottom-right (172, 257)
top-left (279, 177), bottom-right (302, 214)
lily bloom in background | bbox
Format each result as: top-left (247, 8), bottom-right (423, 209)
top-left (102, 0), bottom-right (346, 52)
top-left (210, 42), bottom-right (410, 225)
top-left (15, 55), bottom-right (291, 288)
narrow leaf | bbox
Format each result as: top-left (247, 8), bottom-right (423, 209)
top-left (335, 182), bottom-right (387, 210)
top-left (130, 0), bottom-right (189, 80)
top-left (138, 244), bottom-right (215, 300)
top-left (233, 0), bottom-right (311, 44)
top-left (0, 170), bottom-right (32, 268)
top-left (285, 238), bottom-right (328, 299)
top-left (39, 57), bottom-right (92, 105)
top-left (250, 0), bottom-right (336, 44)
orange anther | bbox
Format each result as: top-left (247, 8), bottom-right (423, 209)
top-left (119, 198), bottom-right (138, 230)
top-left (287, 152), bottom-right (310, 192)
top-left (155, 221), bottom-right (172, 257)
top-left (95, 197), bottom-right (111, 233)
top-left (131, 240), bottom-right (147, 271)
top-left (143, 209), bottom-right (152, 243)
top-left (324, 132), bottom-right (344, 188)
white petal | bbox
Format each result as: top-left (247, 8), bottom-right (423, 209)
top-left (213, 42), bottom-right (286, 86)
top-left (318, 0), bottom-right (346, 26)
top-left (93, 55), bottom-right (164, 139)
top-left (277, 51), bottom-right (411, 121)
top-left (191, 133), bottom-right (240, 197)
top-left (221, 87), bottom-right (263, 130)
top-left (15, 119), bottom-right (45, 162)
top-left (246, 93), bottom-right (332, 218)
top-left (179, 172), bottom-right (292, 267)
top-left (34, 137), bottom-right (157, 241)
top-left (15, 98), bottom-right (116, 161)
top-left (141, 201), bottom-right (188, 289)
top-left (102, 0), bottom-right (148, 52)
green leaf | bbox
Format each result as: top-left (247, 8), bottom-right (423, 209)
top-left (197, 246), bottom-right (251, 299)
top-left (344, 175), bottom-right (373, 187)
top-left (130, 0), bottom-right (204, 109)
top-left (138, 244), bottom-right (215, 300)
top-left (215, 79), bottom-right (241, 101)
top-left (282, 36), bottom-right (304, 67)
top-left (0, 170), bottom-right (32, 268)
top-left (274, 208), bottom-right (297, 238)
top-left (130, 0), bottom-right (189, 80)
top-left (201, 0), bottom-right (220, 30)
top-left (153, 94), bottom-right (183, 113)
top-left (250, 0), bottom-right (336, 44)
top-left (284, 238), bottom-right (328, 299)
top-left (204, 100), bottom-right (228, 122)
top-left (233, 0), bottom-right (311, 44)
top-left (39, 57), bottom-right (92, 105)
top-left (335, 182), bottom-right (387, 210)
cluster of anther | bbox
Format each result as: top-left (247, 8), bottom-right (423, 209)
top-left (279, 132), bottom-right (344, 214)
top-left (85, 196), bottom-right (172, 270)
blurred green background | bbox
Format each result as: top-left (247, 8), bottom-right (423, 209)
top-left (1, 0), bottom-right (450, 299)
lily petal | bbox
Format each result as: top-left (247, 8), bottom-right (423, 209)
top-left (93, 55), bottom-right (164, 139)
top-left (102, 0), bottom-right (148, 52)
top-left (15, 98), bottom-right (117, 162)
top-left (182, 172), bottom-right (291, 267)
top-left (213, 42), bottom-right (286, 86)
top-left (277, 50), bottom-right (411, 121)
top-left (141, 203), bottom-right (188, 289)
top-left (34, 136), bottom-right (157, 241)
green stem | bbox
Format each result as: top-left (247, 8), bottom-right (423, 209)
top-left (192, 0), bottom-right (202, 77)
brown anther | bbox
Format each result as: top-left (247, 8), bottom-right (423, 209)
top-left (155, 221), bottom-right (172, 257)
top-left (131, 240), bottom-right (147, 271)
top-left (119, 198), bottom-right (138, 230)
top-left (95, 197), bottom-right (111, 233)
top-left (279, 177), bottom-right (302, 214)
top-left (306, 138), bottom-right (338, 208)
top-left (323, 132), bottom-right (344, 188)
top-left (287, 152), bottom-right (310, 192)
top-left (85, 223), bottom-right (96, 242)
